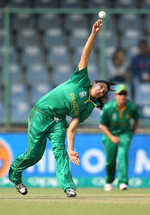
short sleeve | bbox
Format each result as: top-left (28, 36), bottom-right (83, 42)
top-left (70, 67), bottom-right (90, 85)
top-left (99, 105), bottom-right (110, 126)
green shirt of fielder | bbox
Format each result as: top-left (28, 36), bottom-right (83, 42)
top-left (99, 84), bottom-right (139, 191)
top-left (100, 99), bottom-right (139, 135)
top-left (9, 19), bottom-right (112, 197)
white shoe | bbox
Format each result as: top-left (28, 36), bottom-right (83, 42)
top-left (119, 183), bottom-right (128, 190)
top-left (15, 182), bottom-right (28, 195)
top-left (104, 184), bottom-right (113, 191)
top-left (65, 188), bottom-right (77, 197)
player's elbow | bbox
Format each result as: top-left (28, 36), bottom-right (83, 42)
top-left (99, 124), bottom-right (103, 129)
top-left (78, 56), bottom-right (88, 71)
top-left (68, 118), bottom-right (79, 133)
top-left (99, 124), bottom-right (106, 131)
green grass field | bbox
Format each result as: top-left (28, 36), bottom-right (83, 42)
top-left (1, 188), bottom-right (150, 215)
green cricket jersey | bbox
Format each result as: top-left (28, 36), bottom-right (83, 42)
top-left (99, 100), bottom-right (139, 135)
top-left (35, 67), bottom-right (100, 123)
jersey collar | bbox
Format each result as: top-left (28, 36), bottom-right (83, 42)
top-left (84, 89), bottom-right (101, 108)
top-left (115, 101), bottom-right (127, 117)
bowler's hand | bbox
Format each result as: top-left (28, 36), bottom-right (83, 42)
top-left (92, 19), bottom-right (103, 35)
top-left (110, 135), bottom-right (120, 144)
top-left (68, 150), bottom-right (80, 166)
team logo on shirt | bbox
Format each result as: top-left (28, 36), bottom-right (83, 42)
top-left (54, 117), bottom-right (61, 123)
top-left (70, 93), bottom-right (79, 116)
top-left (126, 114), bottom-right (130, 119)
top-left (79, 91), bottom-right (87, 98)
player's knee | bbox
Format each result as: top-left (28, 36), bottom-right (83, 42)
top-left (106, 160), bottom-right (116, 167)
top-left (25, 151), bottom-right (42, 163)
top-left (52, 145), bottom-right (67, 158)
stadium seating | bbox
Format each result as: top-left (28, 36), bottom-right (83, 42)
top-left (47, 45), bottom-right (71, 67)
top-left (12, 14), bottom-right (36, 31)
top-left (59, 0), bottom-right (84, 8)
top-left (104, 15), bottom-right (116, 32)
top-left (16, 29), bottom-right (40, 48)
top-left (0, 103), bottom-right (4, 122)
top-left (118, 14), bottom-right (143, 48)
top-left (138, 105), bottom-right (150, 119)
top-left (121, 29), bottom-right (143, 48)
top-left (10, 82), bottom-right (30, 121)
top-left (87, 0), bottom-right (112, 8)
top-left (84, 108), bottom-right (101, 124)
top-left (53, 64), bottom-right (73, 85)
top-left (141, 0), bottom-right (150, 8)
top-left (133, 82), bottom-right (150, 118)
top-left (0, 29), bottom-right (5, 47)
top-left (69, 28), bottom-right (89, 49)
top-left (36, 0), bottom-right (58, 8)
top-left (88, 63), bottom-right (101, 80)
top-left (10, 83), bottom-right (28, 102)
top-left (25, 64), bottom-right (49, 83)
top-left (145, 14), bottom-right (150, 34)
top-left (21, 46), bottom-right (44, 65)
top-left (43, 28), bottom-right (66, 48)
top-left (31, 81), bottom-right (53, 104)
top-left (105, 30), bottom-right (118, 48)
top-left (65, 14), bottom-right (88, 30)
top-left (134, 83), bottom-right (150, 105)
top-left (10, 63), bottom-right (23, 83)
top-left (118, 14), bottom-right (141, 33)
top-left (38, 14), bottom-right (62, 31)
top-left (115, 0), bottom-right (137, 8)
top-left (11, 102), bottom-right (30, 122)
top-left (73, 46), bottom-right (85, 65)
top-left (10, 47), bottom-right (20, 64)
top-left (7, 0), bottom-right (31, 8)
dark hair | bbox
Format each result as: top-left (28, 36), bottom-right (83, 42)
top-left (138, 39), bottom-right (148, 47)
top-left (94, 80), bottom-right (115, 110)
top-left (112, 47), bottom-right (126, 62)
top-left (94, 80), bottom-right (115, 91)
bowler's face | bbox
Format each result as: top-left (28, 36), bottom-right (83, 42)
top-left (91, 83), bottom-right (108, 98)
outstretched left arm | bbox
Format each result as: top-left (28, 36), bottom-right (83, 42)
top-left (132, 119), bottom-right (139, 134)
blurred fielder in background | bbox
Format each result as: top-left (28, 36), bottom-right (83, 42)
top-left (99, 84), bottom-right (139, 191)
top-left (8, 20), bottom-right (114, 197)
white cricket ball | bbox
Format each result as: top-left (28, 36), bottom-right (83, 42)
top-left (98, 11), bottom-right (106, 19)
